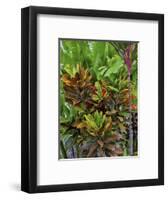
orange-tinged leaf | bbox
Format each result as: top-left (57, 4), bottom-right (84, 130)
top-left (131, 95), bottom-right (136, 100)
top-left (102, 87), bottom-right (107, 97)
top-left (61, 74), bottom-right (78, 86)
top-left (131, 104), bottom-right (137, 110)
top-left (61, 74), bottom-right (72, 86)
top-left (104, 117), bottom-right (112, 131)
top-left (73, 121), bottom-right (86, 129)
top-left (120, 89), bottom-right (129, 94)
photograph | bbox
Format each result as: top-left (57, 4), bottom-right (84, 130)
top-left (59, 39), bottom-right (138, 159)
top-left (21, 6), bottom-right (164, 193)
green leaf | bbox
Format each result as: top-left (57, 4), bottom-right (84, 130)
top-left (105, 55), bottom-right (123, 77)
top-left (60, 140), bottom-right (67, 158)
top-left (84, 114), bottom-right (98, 129)
top-left (119, 112), bottom-right (129, 117)
top-left (94, 111), bottom-right (105, 128)
top-left (95, 81), bottom-right (102, 97)
top-left (107, 85), bottom-right (119, 93)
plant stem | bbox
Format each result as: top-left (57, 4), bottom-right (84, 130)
top-left (128, 74), bottom-right (134, 156)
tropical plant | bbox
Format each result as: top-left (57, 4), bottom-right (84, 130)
top-left (59, 39), bottom-right (138, 159)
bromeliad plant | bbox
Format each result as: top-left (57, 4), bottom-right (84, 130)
top-left (59, 39), bottom-right (138, 159)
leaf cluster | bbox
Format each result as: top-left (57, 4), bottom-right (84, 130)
top-left (59, 40), bottom-right (138, 159)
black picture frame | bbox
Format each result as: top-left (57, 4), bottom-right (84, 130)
top-left (21, 6), bottom-right (164, 193)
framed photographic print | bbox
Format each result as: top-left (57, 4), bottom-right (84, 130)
top-left (21, 6), bottom-right (164, 193)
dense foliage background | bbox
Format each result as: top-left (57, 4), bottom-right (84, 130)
top-left (59, 39), bottom-right (138, 159)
